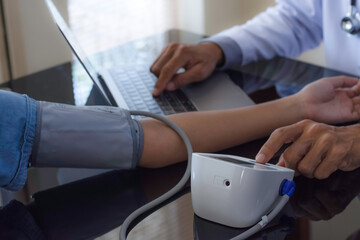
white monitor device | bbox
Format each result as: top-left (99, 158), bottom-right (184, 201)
top-left (191, 153), bottom-right (294, 228)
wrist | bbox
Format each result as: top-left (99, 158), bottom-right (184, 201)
top-left (287, 94), bottom-right (308, 121)
top-left (199, 42), bottom-right (225, 66)
top-left (340, 124), bottom-right (360, 169)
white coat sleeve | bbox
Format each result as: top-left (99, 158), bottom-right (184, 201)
top-left (204, 0), bottom-right (323, 68)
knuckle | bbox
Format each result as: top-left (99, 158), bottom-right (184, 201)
top-left (299, 119), bottom-right (313, 126)
top-left (331, 147), bottom-right (346, 158)
top-left (271, 127), bottom-right (285, 138)
top-left (177, 44), bottom-right (188, 54)
top-left (168, 43), bottom-right (180, 50)
top-left (297, 162), bottom-right (314, 177)
top-left (319, 133), bottom-right (335, 145)
top-left (339, 157), bottom-right (352, 170)
top-left (283, 148), bottom-right (301, 162)
top-left (308, 124), bottom-right (321, 133)
top-left (306, 123), bottom-right (325, 134)
top-left (161, 66), bottom-right (172, 76)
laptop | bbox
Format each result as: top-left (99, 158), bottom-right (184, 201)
top-left (45, 0), bottom-right (254, 114)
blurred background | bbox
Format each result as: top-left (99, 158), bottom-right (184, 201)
top-left (0, 0), bottom-right (325, 84)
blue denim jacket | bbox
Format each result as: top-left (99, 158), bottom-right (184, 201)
top-left (0, 89), bottom-right (143, 191)
top-left (0, 90), bottom-right (36, 191)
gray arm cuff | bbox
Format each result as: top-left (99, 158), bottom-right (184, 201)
top-left (200, 35), bottom-right (243, 70)
top-left (31, 102), bottom-right (143, 169)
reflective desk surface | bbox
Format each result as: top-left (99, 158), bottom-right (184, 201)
top-left (1, 30), bottom-right (359, 240)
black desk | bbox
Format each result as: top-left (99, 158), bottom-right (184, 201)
top-left (1, 30), bottom-right (359, 240)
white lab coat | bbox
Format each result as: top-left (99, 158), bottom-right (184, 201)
top-left (207, 0), bottom-right (360, 76)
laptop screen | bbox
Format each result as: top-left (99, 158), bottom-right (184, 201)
top-left (45, 0), bottom-right (112, 105)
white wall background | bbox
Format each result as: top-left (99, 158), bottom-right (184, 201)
top-left (2, 0), bottom-right (72, 81)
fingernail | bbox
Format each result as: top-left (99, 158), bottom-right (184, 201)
top-left (166, 82), bottom-right (176, 91)
top-left (152, 88), bottom-right (159, 96)
top-left (277, 156), bottom-right (285, 166)
top-left (255, 153), bottom-right (266, 163)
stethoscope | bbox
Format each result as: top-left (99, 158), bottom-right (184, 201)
top-left (341, 0), bottom-right (360, 34)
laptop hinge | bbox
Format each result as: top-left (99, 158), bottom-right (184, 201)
top-left (97, 74), bottom-right (118, 107)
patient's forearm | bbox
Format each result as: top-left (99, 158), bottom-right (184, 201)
top-left (139, 95), bottom-right (304, 167)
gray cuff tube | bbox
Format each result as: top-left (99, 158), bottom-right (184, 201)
top-left (31, 101), bottom-right (144, 169)
top-left (200, 35), bottom-right (243, 70)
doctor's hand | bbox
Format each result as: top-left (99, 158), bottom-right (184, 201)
top-left (295, 76), bottom-right (360, 124)
top-left (150, 42), bottom-right (224, 96)
top-left (256, 120), bottom-right (360, 179)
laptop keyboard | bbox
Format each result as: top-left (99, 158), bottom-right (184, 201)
top-left (109, 66), bottom-right (197, 116)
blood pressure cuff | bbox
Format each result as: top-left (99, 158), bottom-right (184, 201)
top-left (30, 102), bottom-right (144, 169)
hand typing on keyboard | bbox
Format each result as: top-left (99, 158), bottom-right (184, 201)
top-left (110, 66), bottom-right (197, 119)
top-left (150, 42), bottom-right (224, 96)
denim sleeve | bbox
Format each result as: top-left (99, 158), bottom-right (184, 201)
top-left (0, 90), bottom-right (36, 191)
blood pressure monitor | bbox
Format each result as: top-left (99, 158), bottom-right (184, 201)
top-left (191, 153), bottom-right (294, 228)
top-left (120, 112), bottom-right (295, 240)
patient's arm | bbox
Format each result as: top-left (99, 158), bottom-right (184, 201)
top-left (139, 95), bottom-right (302, 168)
top-left (139, 76), bottom-right (360, 168)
